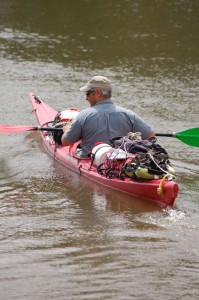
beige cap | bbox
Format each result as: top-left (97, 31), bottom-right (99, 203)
top-left (80, 76), bottom-right (112, 92)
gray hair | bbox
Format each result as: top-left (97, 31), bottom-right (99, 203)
top-left (101, 89), bottom-right (112, 99)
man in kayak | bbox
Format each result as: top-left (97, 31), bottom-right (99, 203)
top-left (61, 75), bottom-right (155, 157)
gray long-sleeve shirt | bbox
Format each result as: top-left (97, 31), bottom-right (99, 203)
top-left (63, 100), bottom-right (153, 157)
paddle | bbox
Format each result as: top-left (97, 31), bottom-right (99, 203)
top-left (0, 125), bottom-right (198, 147)
top-left (156, 128), bottom-right (199, 147)
top-left (0, 125), bottom-right (62, 133)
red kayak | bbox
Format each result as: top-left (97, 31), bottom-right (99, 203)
top-left (29, 92), bottom-right (179, 207)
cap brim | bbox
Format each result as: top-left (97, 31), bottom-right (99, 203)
top-left (80, 84), bottom-right (90, 92)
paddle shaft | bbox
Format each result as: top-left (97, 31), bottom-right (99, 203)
top-left (0, 124), bottom-right (198, 147)
top-left (35, 127), bottom-right (63, 132)
top-left (156, 133), bottom-right (176, 137)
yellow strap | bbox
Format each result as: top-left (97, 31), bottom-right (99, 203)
top-left (157, 174), bottom-right (170, 196)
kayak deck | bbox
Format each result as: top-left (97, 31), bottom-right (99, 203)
top-left (29, 92), bottom-right (179, 207)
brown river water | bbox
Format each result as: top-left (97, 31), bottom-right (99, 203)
top-left (0, 1), bottom-right (199, 299)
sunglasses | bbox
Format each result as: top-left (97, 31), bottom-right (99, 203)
top-left (86, 89), bottom-right (96, 96)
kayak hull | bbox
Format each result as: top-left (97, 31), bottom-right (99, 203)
top-left (29, 92), bottom-right (179, 207)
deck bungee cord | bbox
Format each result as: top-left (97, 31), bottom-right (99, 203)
top-left (95, 134), bottom-right (175, 182)
top-left (34, 95), bottom-right (55, 118)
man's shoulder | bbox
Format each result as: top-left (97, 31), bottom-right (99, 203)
top-left (75, 107), bottom-right (95, 121)
top-left (79, 106), bottom-right (95, 115)
top-left (115, 104), bottom-right (133, 114)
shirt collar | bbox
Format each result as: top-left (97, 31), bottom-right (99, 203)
top-left (94, 99), bottom-right (113, 106)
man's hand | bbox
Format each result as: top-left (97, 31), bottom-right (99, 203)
top-left (61, 124), bottom-right (74, 146)
top-left (62, 123), bottom-right (71, 133)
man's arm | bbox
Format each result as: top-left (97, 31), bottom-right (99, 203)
top-left (61, 124), bottom-right (74, 146)
top-left (146, 130), bottom-right (156, 140)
